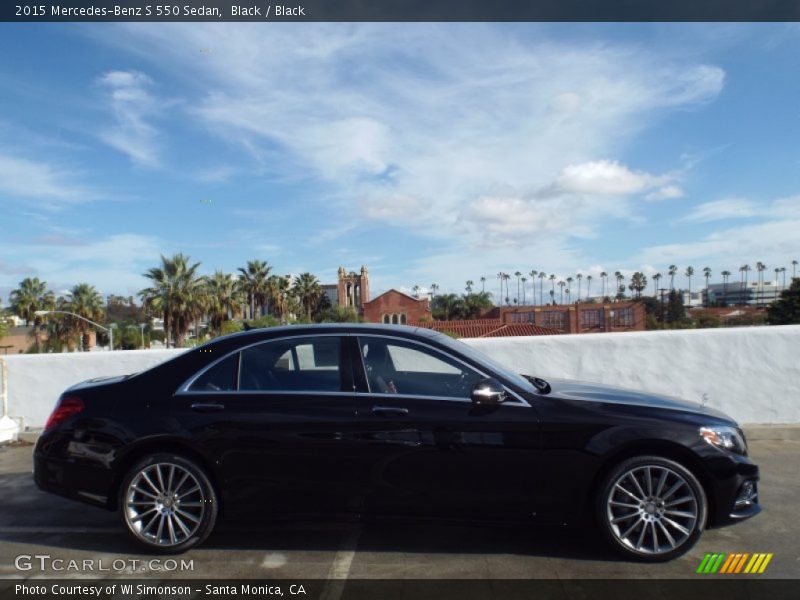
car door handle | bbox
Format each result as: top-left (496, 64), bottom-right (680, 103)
top-left (191, 402), bottom-right (225, 412)
top-left (372, 406), bottom-right (409, 417)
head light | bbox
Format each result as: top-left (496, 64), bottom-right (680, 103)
top-left (699, 426), bottom-right (747, 455)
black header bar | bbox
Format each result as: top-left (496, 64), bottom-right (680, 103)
top-left (3, 1), bottom-right (800, 22)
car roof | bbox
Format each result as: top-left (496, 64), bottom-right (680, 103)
top-left (203, 323), bottom-right (446, 347)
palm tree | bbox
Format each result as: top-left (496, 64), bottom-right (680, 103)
top-left (792, 260), bottom-right (798, 280)
top-left (205, 271), bottom-right (242, 336)
top-left (702, 267), bottom-right (712, 307)
top-left (502, 273), bottom-right (511, 305)
top-left (514, 272), bottom-right (521, 305)
top-left (685, 266), bottom-right (694, 305)
top-left (721, 270), bottom-right (731, 305)
top-left (755, 262), bottom-right (766, 306)
top-left (600, 271), bottom-right (608, 300)
top-left (9, 277), bottom-right (56, 352)
top-left (558, 280), bottom-right (566, 304)
top-left (238, 260), bottom-right (272, 319)
top-left (268, 274), bottom-right (292, 321)
top-left (413, 285), bottom-right (421, 298)
top-left (293, 273), bottom-right (323, 320)
top-left (780, 266), bottom-right (787, 289)
top-left (480, 276), bottom-right (487, 293)
top-left (549, 274), bottom-right (556, 305)
top-left (614, 272), bottom-right (623, 302)
top-left (430, 283), bottom-right (439, 299)
top-left (668, 265), bottom-right (678, 291)
top-left (576, 273), bottom-right (583, 302)
top-left (64, 283), bottom-right (105, 351)
top-left (140, 253), bottom-right (204, 348)
top-left (434, 293), bottom-right (463, 321)
top-left (586, 274), bottom-right (593, 300)
top-left (653, 272), bottom-right (662, 297)
top-left (521, 277), bottom-right (527, 305)
top-left (538, 271), bottom-right (546, 306)
top-left (566, 277), bottom-right (574, 303)
top-left (739, 264), bottom-right (751, 306)
top-left (496, 272), bottom-right (504, 305)
top-left (465, 280), bottom-right (474, 294)
top-left (528, 270), bottom-right (538, 305)
top-left (629, 272), bottom-right (647, 299)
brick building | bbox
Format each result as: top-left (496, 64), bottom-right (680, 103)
top-left (411, 319), bottom-right (559, 338)
top-left (363, 289), bottom-right (432, 324)
top-left (481, 301), bottom-right (646, 334)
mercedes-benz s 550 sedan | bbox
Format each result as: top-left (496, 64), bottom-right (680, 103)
top-left (34, 324), bottom-right (760, 560)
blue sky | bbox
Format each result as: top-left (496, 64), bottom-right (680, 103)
top-left (1, 23), bottom-right (799, 303)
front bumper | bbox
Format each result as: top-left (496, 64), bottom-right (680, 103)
top-left (706, 452), bottom-right (761, 527)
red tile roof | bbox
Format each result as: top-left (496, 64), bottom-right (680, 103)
top-left (410, 319), bottom-right (560, 338)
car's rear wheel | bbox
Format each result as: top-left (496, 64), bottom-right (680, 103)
top-left (597, 455), bottom-right (707, 562)
top-left (119, 454), bottom-right (217, 553)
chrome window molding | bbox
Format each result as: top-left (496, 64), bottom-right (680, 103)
top-left (176, 333), bottom-right (347, 395)
top-left (355, 334), bottom-right (530, 407)
top-left (175, 330), bottom-right (530, 407)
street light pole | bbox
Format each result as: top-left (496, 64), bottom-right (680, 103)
top-left (34, 310), bottom-right (114, 351)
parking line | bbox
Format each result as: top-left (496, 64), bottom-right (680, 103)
top-left (319, 523), bottom-right (362, 600)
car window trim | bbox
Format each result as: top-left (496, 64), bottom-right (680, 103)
top-left (354, 334), bottom-right (529, 406)
top-left (176, 333), bottom-right (350, 395)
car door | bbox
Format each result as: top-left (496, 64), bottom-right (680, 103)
top-left (352, 335), bottom-right (542, 521)
top-left (173, 334), bottom-right (366, 517)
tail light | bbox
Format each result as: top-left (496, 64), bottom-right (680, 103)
top-left (44, 396), bottom-right (84, 431)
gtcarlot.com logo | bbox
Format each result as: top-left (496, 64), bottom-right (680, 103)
top-left (696, 552), bottom-right (773, 574)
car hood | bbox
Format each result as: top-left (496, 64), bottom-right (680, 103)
top-left (542, 378), bottom-right (735, 423)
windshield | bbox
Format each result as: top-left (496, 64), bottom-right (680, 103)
top-left (433, 334), bottom-right (538, 394)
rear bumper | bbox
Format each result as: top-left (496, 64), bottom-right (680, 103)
top-left (34, 444), bottom-right (115, 510)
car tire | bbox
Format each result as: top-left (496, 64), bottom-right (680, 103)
top-left (596, 455), bottom-right (707, 562)
top-left (119, 453), bottom-right (218, 553)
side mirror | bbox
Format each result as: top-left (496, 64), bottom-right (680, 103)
top-left (471, 377), bottom-right (507, 406)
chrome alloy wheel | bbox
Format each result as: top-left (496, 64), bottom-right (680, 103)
top-left (606, 465), bottom-right (699, 555)
top-left (124, 462), bottom-right (205, 547)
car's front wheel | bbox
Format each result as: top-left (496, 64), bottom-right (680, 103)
top-left (119, 453), bottom-right (218, 553)
top-left (597, 455), bottom-right (707, 562)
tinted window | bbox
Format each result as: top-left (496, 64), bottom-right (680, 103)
top-left (189, 353), bottom-right (239, 392)
top-left (240, 337), bottom-right (343, 392)
top-left (359, 336), bottom-right (482, 398)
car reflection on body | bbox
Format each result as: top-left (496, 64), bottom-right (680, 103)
top-left (34, 324), bottom-right (760, 560)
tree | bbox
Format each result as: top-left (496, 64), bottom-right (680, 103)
top-left (431, 293), bottom-right (463, 321)
top-left (666, 289), bottom-right (687, 325)
top-left (10, 277), bottom-right (56, 352)
top-left (528, 270), bottom-right (538, 305)
top-left (64, 283), bottom-right (105, 351)
top-left (629, 272), bottom-right (647, 298)
top-left (205, 271), bottom-right (243, 336)
top-left (668, 265), bottom-right (678, 290)
top-left (549, 274), bottom-right (556, 305)
top-left (576, 273), bottom-right (583, 302)
top-left (292, 273), bottom-right (323, 320)
top-left (702, 267), bottom-right (712, 307)
top-left (538, 272), bottom-right (546, 306)
top-left (238, 260), bottom-right (272, 319)
top-left (558, 280), bottom-right (566, 304)
top-left (462, 291), bottom-right (493, 319)
top-left (430, 283), bottom-right (439, 299)
top-left (792, 260), bottom-right (798, 280)
top-left (721, 270), bottom-right (731, 306)
top-left (140, 253), bottom-right (204, 348)
top-left (739, 264), bottom-right (751, 305)
top-left (513, 272), bottom-right (521, 304)
top-left (566, 277), bottom-right (574, 303)
top-left (479, 276), bottom-right (486, 293)
top-left (502, 273), bottom-right (511, 305)
top-left (465, 280), bottom-right (474, 294)
top-left (685, 266), bottom-right (694, 304)
top-left (268, 274), bottom-right (292, 320)
top-left (652, 272), bottom-right (662, 297)
top-left (315, 305), bottom-right (361, 323)
top-left (521, 277), bottom-right (527, 305)
top-left (767, 278), bottom-right (800, 325)
top-left (755, 261), bottom-right (766, 306)
top-left (600, 271), bottom-right (608, 299)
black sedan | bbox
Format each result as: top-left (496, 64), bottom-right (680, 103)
top-left (34, 324), bottom-right (760, 560)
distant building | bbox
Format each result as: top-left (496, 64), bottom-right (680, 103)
top-left (480, 301), bottom-right (646, 334)
top-left (412, 318), bottom-right (559, 338)
top-left (336, 266), bottom-right (370, 314)
top-left (705, 281), bottom-right (788, 308)
top-left (363, 289), bottom-right (432, 324)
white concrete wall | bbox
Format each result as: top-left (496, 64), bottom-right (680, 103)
top-left (463, 325), bottom-right (800, 425)
top-left (2, 349), bottom-right (186, 430)
top-left (1, 325), bottom-right (798, 434)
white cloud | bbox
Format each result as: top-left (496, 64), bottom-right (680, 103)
top-left (95, 25), bottom-right (723, 248)
top-left (681, 198), bottom-right (758, 222)
top-left (646, 185), bottom-right (684, 201)
top-left (98, 70), bottom-right (161, 167)
top-left (0, 153), bottom-right (92, 203)
top-left (555, 160), bottom-right (669, 196)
